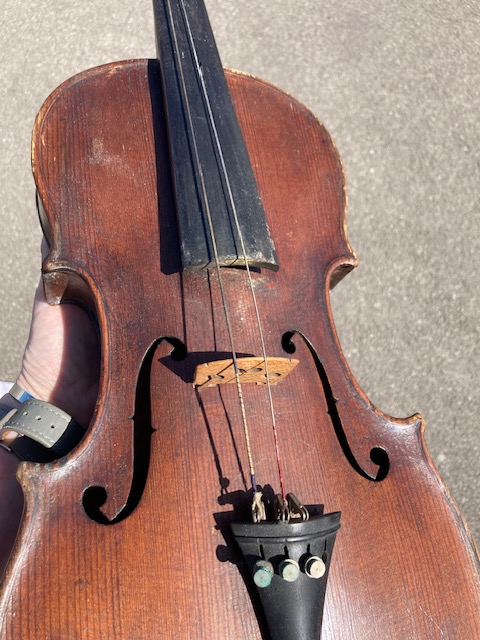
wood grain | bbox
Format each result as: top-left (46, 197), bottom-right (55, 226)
top-left (0, 60), bottom-right (478, 639)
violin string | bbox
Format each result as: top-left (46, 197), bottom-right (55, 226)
top-left (168, 0), bottom-right (258, 493)
top-left (178, 0), bottom-right (287, 501)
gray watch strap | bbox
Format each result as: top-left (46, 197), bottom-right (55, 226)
top-left (0, 399), bottom-right (84, 462)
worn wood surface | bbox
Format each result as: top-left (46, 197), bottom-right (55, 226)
top-left (0, 60), bottom-right (478, 639)
top-left (192, 357), bottom-right (299, 387)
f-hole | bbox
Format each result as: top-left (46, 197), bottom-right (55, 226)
top-left (82, 336), bottom-right (187, 524)
top-left (282, 330), bottom-right (390, 482)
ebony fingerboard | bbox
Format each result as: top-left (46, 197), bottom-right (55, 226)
top-left (153, 0), bottom-right (278, 271)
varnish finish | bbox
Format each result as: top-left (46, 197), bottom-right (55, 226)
top-left (0, 60), bottom-right (479, 639)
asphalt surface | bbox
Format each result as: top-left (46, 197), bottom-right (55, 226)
top-left (0, 0), bottom-right (478, 545)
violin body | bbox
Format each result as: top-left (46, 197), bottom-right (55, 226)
top-left (0, 56), bottom-right (478, 639)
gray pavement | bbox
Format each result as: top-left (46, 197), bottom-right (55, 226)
top-left (0, 0), bottom-right (478, 542)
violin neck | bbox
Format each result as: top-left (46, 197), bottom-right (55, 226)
top-left (153, 0), bottom-right (278, 271)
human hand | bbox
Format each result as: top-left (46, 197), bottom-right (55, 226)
top-left (5, 237), bottom-right (100, 434)
top-left (0, 244), bottom-right (100, 574)
top-left (16, 277), bottom-right (100, 430)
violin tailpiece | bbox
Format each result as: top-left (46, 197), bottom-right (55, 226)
top-left (231, 511), bottom-right (341, 640)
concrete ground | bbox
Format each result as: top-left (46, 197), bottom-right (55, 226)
top-left (0, 0), bottom-right (478, 546)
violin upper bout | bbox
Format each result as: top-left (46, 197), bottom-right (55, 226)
top-left (225, 69), bottom-right (355, 281)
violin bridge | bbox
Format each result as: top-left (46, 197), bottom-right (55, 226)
top-left (193, 356), bottom-right (299, 387)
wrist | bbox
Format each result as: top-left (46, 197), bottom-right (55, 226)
top-left (0, 384), bottom-right (85, 461)
top-left (15, 372), bottom-right (53, 406)
top-left (15, 372), bottom-right (85, 427)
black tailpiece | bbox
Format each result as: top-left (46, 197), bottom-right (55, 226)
top-left (231, 511), bottom-right (341, 640)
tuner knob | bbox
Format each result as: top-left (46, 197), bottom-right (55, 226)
top-left (304, 555), bottom-right (326, 579)
top-left (279, 558), bottom-right (300, 582)
top-left (253, 560), bottom-right (274, 588)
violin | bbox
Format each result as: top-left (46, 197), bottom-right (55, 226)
top-left (0, 1), bottom-right (479, 638)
